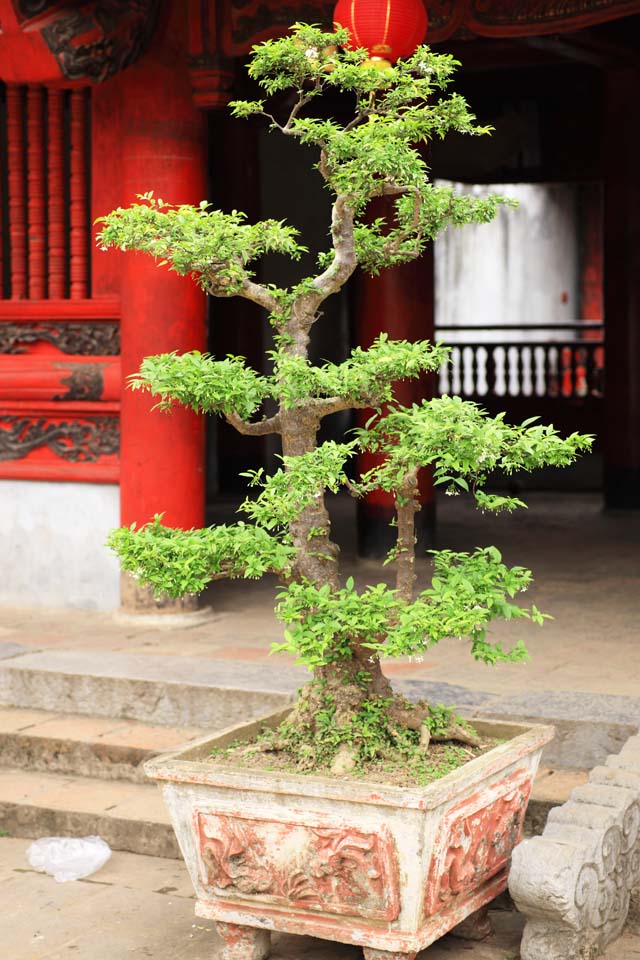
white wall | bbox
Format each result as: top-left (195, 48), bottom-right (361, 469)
top-left (435, 182), bottom-right (579, 340)
top-left (0, 481), bottom-right (120, 611)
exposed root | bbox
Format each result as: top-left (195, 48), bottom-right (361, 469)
top-left (431, 721), bottom-right (482, 749)
top-left (248, 674), bottom-right (482, 775)
top-left (331, 743), bottom-right (358, 774)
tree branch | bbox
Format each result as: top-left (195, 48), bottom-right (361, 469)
top-left (371, 181), bottom-right (411, 198)
top-left (380, 187), bottom-right (423, 259)
top-left (283, 83), bottom-right (321, 133)
top-left (305, 395), bottom-right (380, 419)
top-left (239, 278), bottom-right (279, 313)
top-left (309, 194), bottom-right (357, 309)
top-left (395, 468), bottom-right (420, 603)
top-left (224, 411), bottom-right (281, 436)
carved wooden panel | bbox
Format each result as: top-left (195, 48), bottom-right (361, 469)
top-left (0, 321), bottom-right (120, 355)
top-left (0, 405), bottom-right (119, 481)
top-left (0, 413), bottom-right (119, 462)
top-left (0, 300), bottom-right (121, 479)
top-left (219, 0), bottom-right (640, 53)
top-left (424, 769), bottom-right (532, 917)
top-left (465, 0), bottom-right (640, 36)
top-left (196, 810), bottom-right (400, 921)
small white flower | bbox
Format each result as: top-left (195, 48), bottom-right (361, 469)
top-left (305, 47), bottom-right (319, 60)
top-left (100, 245), bottom-right (108, 252)
top-left (120, 244), bottom-right (127, 251)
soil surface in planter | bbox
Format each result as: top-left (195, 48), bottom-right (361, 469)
top-left (208, 730), bottom-right (501, 788)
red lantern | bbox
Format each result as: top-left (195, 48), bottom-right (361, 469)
top-left (333, 0), bottom-right (428, 68)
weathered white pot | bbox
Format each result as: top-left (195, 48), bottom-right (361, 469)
top-left (145, 709), bottom-right (553, 960)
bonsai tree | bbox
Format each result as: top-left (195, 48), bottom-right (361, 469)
top-left (98, 24), bottom-right (592, 777)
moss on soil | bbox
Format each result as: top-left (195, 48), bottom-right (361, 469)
top-left (209, 730), bottom-right (500, 788)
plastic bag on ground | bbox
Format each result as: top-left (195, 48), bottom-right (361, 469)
top-left (26, 835), bottom-right (112, 882)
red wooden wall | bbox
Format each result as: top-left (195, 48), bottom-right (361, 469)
top-left (0, 83), bottom-right (121, 483)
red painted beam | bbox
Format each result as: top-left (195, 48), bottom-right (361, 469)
top-left (0, 356), bottom-right (121, 402)
top-left (0, 299), bottom-right (120, 321)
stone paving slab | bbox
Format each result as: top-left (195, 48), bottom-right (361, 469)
top-left (2, 839), bottom-right (639, 959)
top-left (0, 640), bottom-right (27, 660)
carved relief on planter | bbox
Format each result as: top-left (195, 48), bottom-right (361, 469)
top-left (195, 811), bottom-right (400, 921)
top-left (424, 769), bottom-right (532, 917)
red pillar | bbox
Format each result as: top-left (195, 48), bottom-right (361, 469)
top-left (356, 244), bottom-right (436, 556)
top-left (579, 185), bottom-right (603, 325)
top-left (118, 6), bottom-right (207, 601)
top-left (603, 67), bottom-right (640, 509)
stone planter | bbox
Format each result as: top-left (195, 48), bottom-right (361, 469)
top-left (145, 709), bottom-right (553, 960)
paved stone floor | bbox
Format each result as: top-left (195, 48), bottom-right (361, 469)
top-left (1, 494), bottom-right (640, 956)
top-left (1, 493), bottom-right (638, 698)
top-left (3, 839), bottom-right (638, 959)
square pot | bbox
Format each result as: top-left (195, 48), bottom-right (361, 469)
top-left (145, 709), bottom-right (553, 959)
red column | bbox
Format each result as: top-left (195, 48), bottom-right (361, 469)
top-left (356, 244), bottom-right (436, 556)
top-left (603, 67), bottom-right (640, 509)
top-left (118, 8), bottom-right (207, 571)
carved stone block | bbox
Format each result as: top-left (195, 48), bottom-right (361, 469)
top-left (509, 733), bottom-right (640, 960)
top-left (215, 921), bottom-right (270, 960)
top-left (424, 769), bottom-right (532, 917)
top-left (363, 949), bottom-right (417, 960)
top-left (197, 811), bottom-right (400, 921)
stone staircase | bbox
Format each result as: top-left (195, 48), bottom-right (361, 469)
top-left (0, 649), bottom-right (301, 856)
top-left (1, 645), bottom-right (633, 858)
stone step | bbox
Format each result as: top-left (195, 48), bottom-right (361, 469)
top-left (0, 767), bottom-right (179, 858)
top-left (3, 652), bottom-right (638, 772)
top-left (0, 707), bottom-right (205, 784)
top-left (0, 650), bottom-right (303, 728)
top-left (0, 756), bottom-right (587, 862)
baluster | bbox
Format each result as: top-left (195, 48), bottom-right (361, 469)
top-left (486, 345), bottom-right (496, 396)
top-left (27, 86), bottom-right (46, 299)
top-left (6, 85), bottom-right (27, 299)
top-left (576, 346), bottom-right (587, 397)
top-left (533, 346), bottom-right (542, 396)
top-left (47, 88), bottom-right (66, 299)
top-left (546, 345), bottom-right (558, 397)
top-left (70, 89), bottom-right (88, 299)
top-left (470, 344), bottom-right (479, 395)
top-left (567, 344), bottom-right (577, 397)
top-left (506, 346), bottom-right (515, 396)
top-left (477, 346), bottom-right (488, 395)
top-left (463, 346), bottom-right (474, 396)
